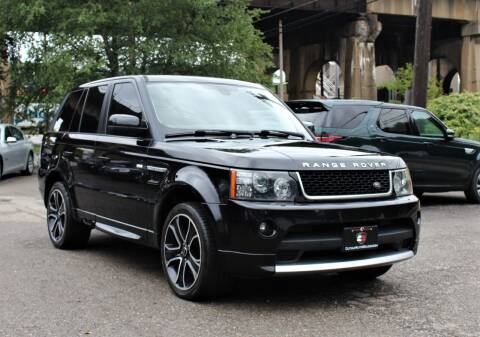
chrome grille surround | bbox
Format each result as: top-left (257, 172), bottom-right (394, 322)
top-left (296, 170), bottom-right (393, 200)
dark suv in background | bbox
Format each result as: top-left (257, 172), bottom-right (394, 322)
top-left (288, 99), bottom-right (480, 202)
top-left (39, 76), bottom-right (420, 300)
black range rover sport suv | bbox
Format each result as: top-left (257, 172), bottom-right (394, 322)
top-left (39, 76), bottom-right (420, 300)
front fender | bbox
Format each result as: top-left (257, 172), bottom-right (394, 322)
top-left (152, 166), bottom-right (229, 247)
top-left (174, 166), bottom-right (222, 204)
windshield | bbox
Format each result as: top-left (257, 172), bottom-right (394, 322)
top-left (146, 82), bottom-right (310, 138)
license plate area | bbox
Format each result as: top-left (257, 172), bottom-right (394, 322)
top-left (343, 225), bottom-right (378, 252)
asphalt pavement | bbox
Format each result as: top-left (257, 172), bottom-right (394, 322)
top-left (0, 173), bottom-right (479, 337)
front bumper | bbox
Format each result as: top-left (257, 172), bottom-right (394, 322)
top-left (275, 249), bottom-right (414, 274)
top-left (216, 195), bottom-right (420, 277)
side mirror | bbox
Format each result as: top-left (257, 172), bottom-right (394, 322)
top-left (108, 114), bottom-right (140, 127)
top-left (445, 128), bottom-right (455, 140)
top-left (6, 136), bottom-right (17, 143)
top-left (302, 121), bottom-right (315, 134)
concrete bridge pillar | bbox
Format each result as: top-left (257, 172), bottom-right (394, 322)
top-left (461, 22), bottom-right (480, 92)
top-left (340, 14), bottom-right (382, 99)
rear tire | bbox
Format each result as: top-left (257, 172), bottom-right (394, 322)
top-left (465, 168), bottom-right (480, 204)
top-left (0, 159), bottom-right (3, 180)
top-left (22, 152), bottom-right (34, 175)
top-left (47, 182), bottom-right (91, 249)
top-left (340, 265), bottom-right (392, 280)
top-left (161, 202), bottom-right (229, 300)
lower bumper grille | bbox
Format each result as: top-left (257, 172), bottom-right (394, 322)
top-left (276, 219), bottom-right (415, 264)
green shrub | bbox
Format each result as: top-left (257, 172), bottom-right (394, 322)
top-left (427, 92), bottom-right (480, 141)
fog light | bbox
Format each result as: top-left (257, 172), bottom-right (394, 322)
top-left (258, 221), bottom-right (276, 237)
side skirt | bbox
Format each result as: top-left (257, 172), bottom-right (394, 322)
top-left (95, 222), bottom-right (141, 240)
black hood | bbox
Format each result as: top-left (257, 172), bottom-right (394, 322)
top-left (150, 138), bottom-right (406, 171)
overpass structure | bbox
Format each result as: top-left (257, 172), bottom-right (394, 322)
top-left (251, 0), bottom-right (480, 100)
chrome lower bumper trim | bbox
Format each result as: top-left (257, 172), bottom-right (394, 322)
top-left (275, 250), bottom-right (414, 274)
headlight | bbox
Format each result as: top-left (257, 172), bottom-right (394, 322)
top-left (393, 169), bottom-right (413, 196)
top-left (230, 170), bottom-right (298, 201)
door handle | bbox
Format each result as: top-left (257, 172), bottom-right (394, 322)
top-left (63, 151), bottom-right (73, 158)
top-left (373, 136), bottom-right (386, 142)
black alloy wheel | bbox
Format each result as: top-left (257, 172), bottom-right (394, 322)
top-left (47, 182), bottom-right (91, 249)
top-left (161, 202), bottom-right (229, 300)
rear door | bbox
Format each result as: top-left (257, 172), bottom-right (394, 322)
top-left (94, 81), bottom-right (154, 240)
top-left (369, 108), bottom-right (428, 186)
top-left (409, 109), bottom-right (472, 189)
top-left (66, 85), bottom-right (107, 217)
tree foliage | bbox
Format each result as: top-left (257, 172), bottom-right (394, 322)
top-left (378, 63), bottom-right (443, 103)
top-left (428, 92), bottom-right (480, 140)
top-left (0, 0), bottom-right (273, 127)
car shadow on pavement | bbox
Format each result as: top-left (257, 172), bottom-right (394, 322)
top-left (75, 191), bottom-right (470, 306)
top-left (86, 232), bottom-right (164, 276)
top-left (85, 232), bottom-right (399, 306)
top-left (0, 172), bottom-right (25, 182)
top-left (419, 192), bottom-right (471, 206)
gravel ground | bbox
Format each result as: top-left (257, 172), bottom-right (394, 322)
top-left (0, 173), bottom-right (479, 337)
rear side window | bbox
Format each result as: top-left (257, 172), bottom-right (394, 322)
top-left (324, 106), bottom-right (368, 129)
top-left (53, 90), bottom-right (84, 132)
top-left (378, 109), bottom-right (411, 134)
top-left (70, 90), bottom-right (87, 132)
top-left (80, 85), bottom-right (107, 133)
top-left (292, 103), bottom-right (367, 130)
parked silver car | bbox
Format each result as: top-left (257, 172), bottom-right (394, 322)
top-left (0, 124), bottom-right (34, 179)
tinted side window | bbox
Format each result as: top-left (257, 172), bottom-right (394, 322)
top-left (107, 83), bottom-right (143, 136)
top-left (80, 85), bottom-right (107, 133)
top-left (411, 110), bottom-right (444, 138)
top-left (378, 109), bottom-right (411, 134)
top-left (326, 106), bottom-right (368, 129)
top-left (297, 111), bottom-right (328, 132)
top-left (53, 90), bottom-right (84, 132)
top-left (109, 83), bottom-right (142, 118)
top-left (292, 103), bottom-right (367, 130)
top-left (11, 127), bottom-right (24, 140)
top-left (70, 90), bottom-right (87, 132)
top-left (4, 126), bottom-right (13, 140)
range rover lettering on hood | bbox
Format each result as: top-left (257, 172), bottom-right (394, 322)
top-left (302, 161), bottom-right (388, 169)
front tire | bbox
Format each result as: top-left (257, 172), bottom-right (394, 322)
top-left (22, 152), bottom-right (34, 175)
top-left (161, 202), bottom-right (229, 300)
top-left (340, 265), bottom-right (392, 280)
top-left (47, 182), bottom-right (91, 249)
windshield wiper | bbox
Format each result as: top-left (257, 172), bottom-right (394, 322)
top-left (165, 130), bottom-right (254, 139)
top-left (255, 130), bottom-right (305, 139)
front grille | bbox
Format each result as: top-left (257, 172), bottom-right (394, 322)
top-left (298, 170), bottom-right (391, 198)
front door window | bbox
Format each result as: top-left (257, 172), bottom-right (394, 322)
top-left (411, 110), bottom-right (445, 138)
